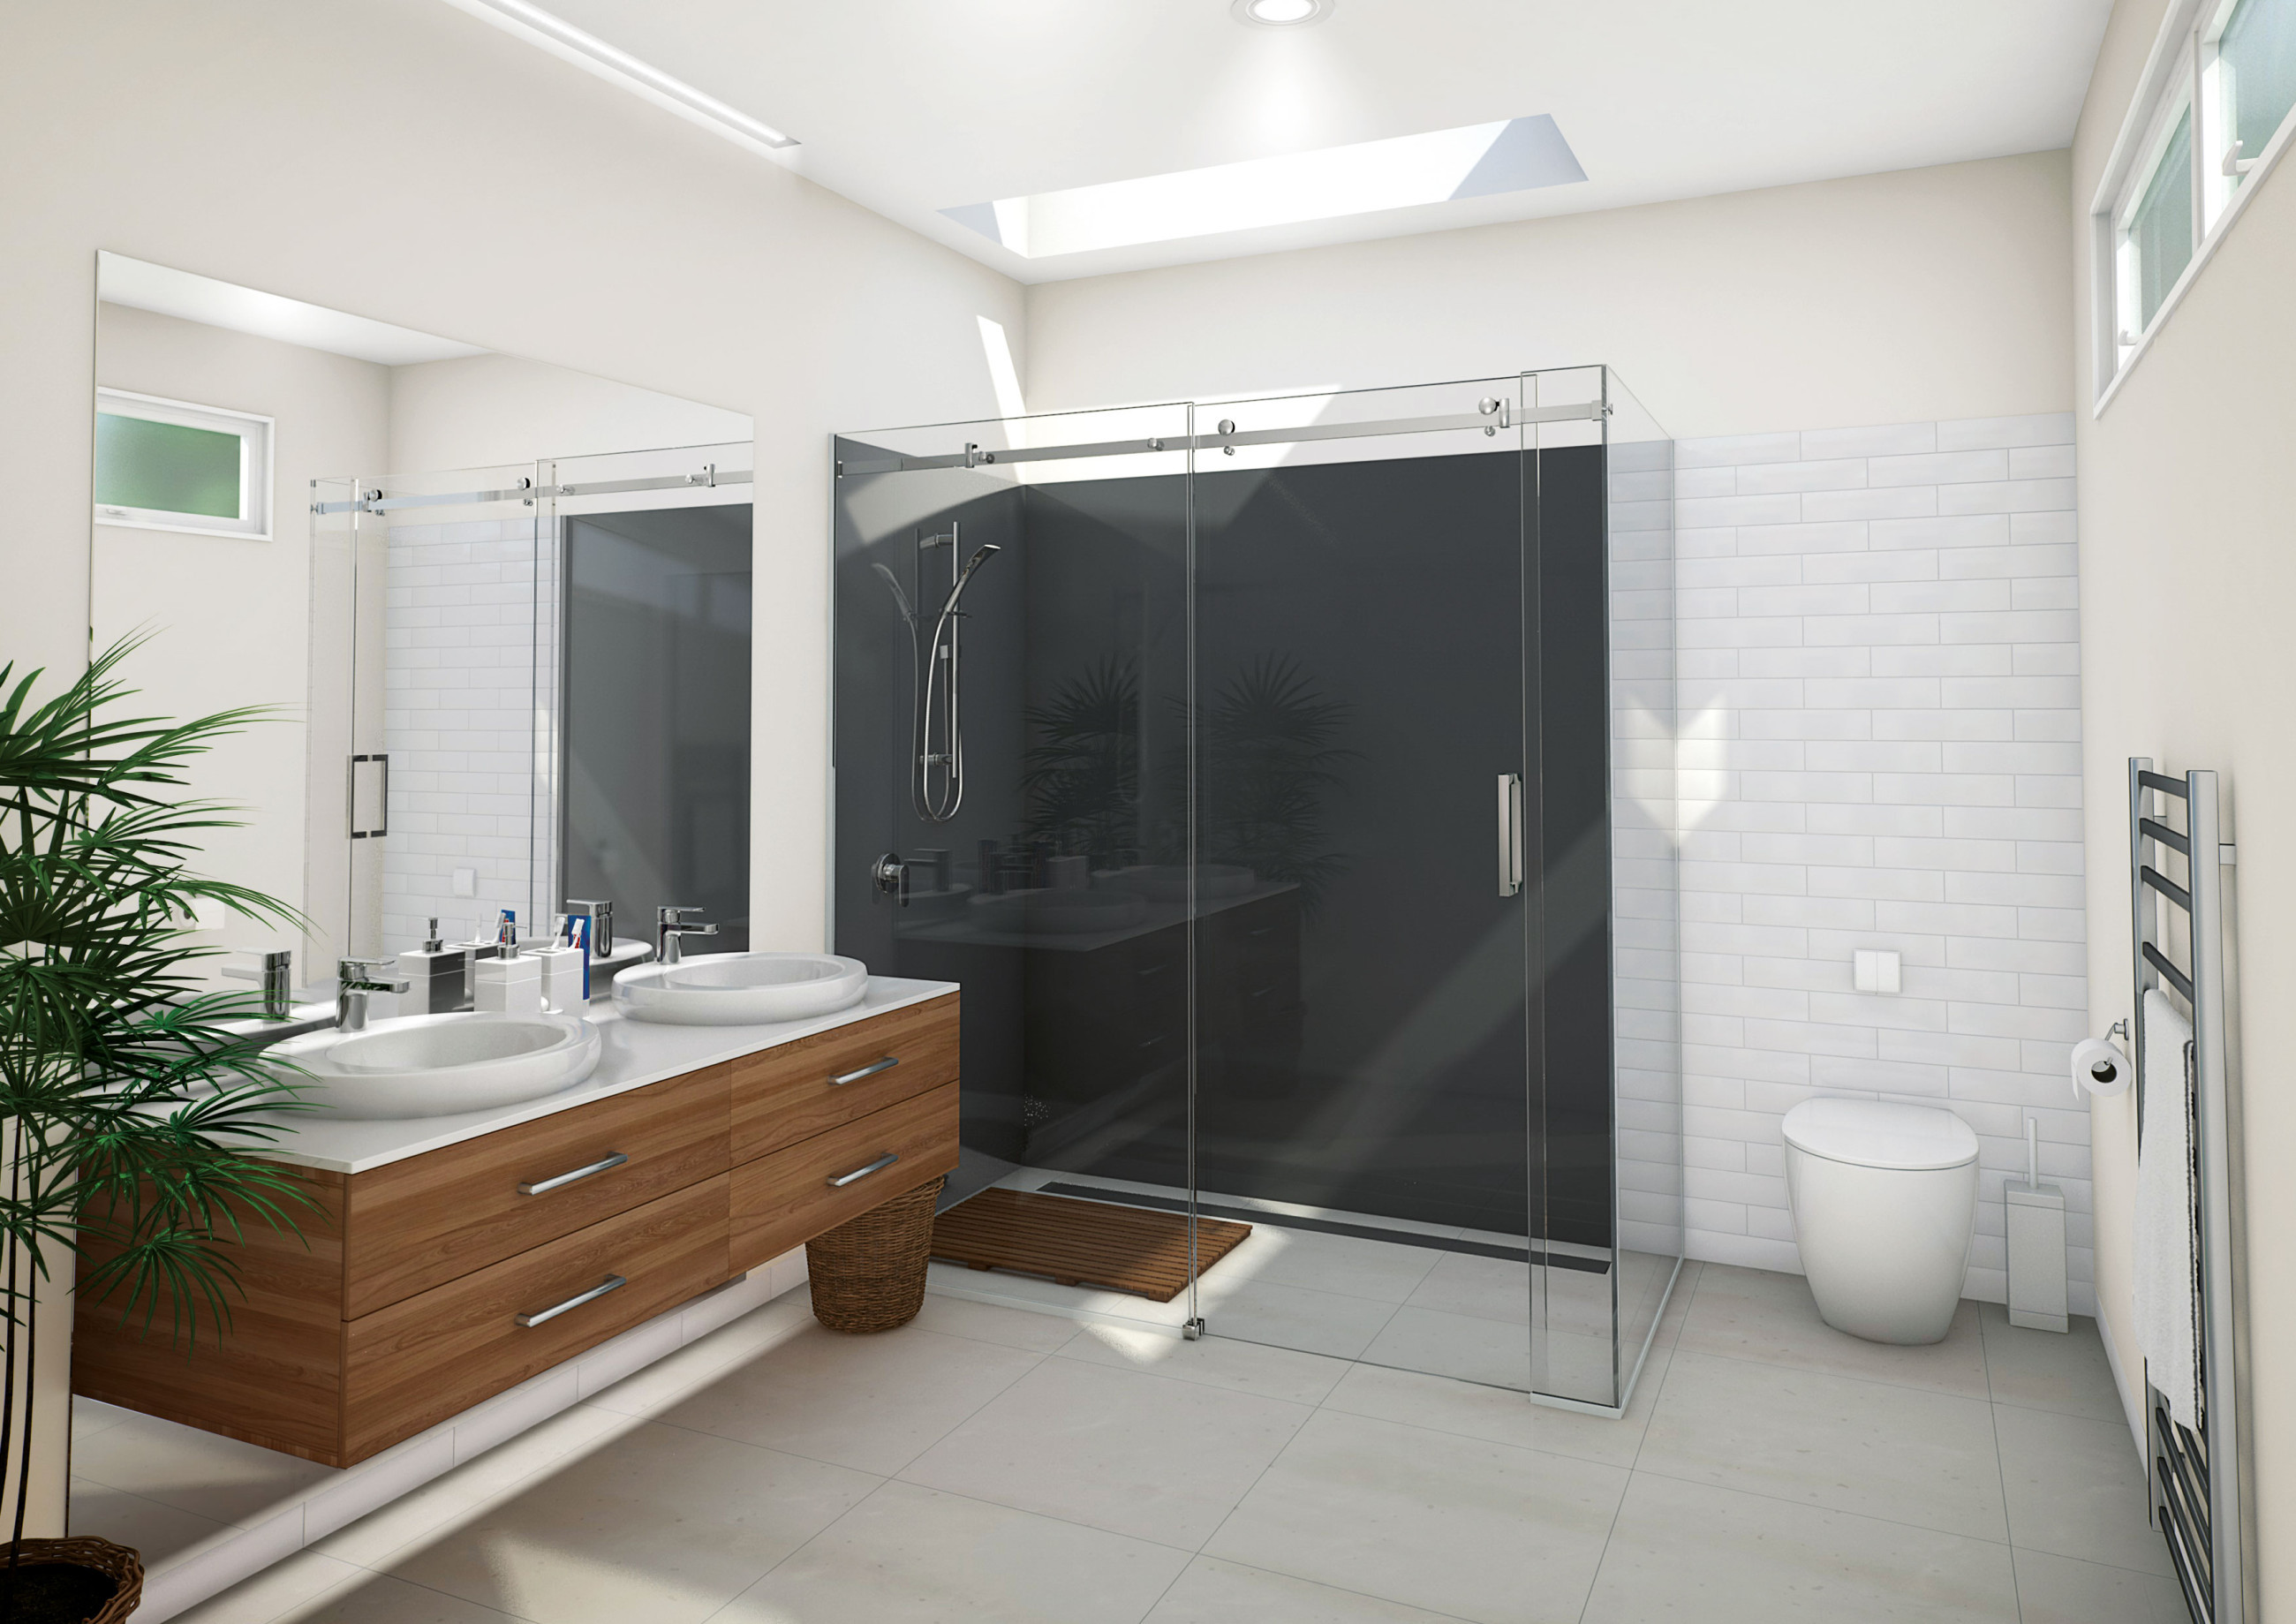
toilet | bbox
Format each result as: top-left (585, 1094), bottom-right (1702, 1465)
top-left (1781, 1098), bottom-right (1981, 1345)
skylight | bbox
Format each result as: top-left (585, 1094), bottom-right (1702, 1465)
top-left (941, 116), bottom-right (1583, 259)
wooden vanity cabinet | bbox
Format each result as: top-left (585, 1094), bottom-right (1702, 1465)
top-left (72, 993), bottom-right (961, 1468)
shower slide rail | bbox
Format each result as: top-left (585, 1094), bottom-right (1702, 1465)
top-left (833, 398), bottom-right (1606, 477)
top-left (2128, 758), bottom-right (2242, 1624)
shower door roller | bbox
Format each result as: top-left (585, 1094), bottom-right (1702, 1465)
top-left (871, 852), bottom-right (910, 906)
top-left (1496, 774), bottom-right (1524, 897)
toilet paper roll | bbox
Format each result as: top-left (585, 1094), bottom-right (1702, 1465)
top-left (2070, 1037), bottom-right (2133, 1100)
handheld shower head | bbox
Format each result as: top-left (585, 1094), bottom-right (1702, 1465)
top-left (939, 542), bottom-right (1001, 616)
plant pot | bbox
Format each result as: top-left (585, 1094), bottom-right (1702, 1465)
top-left (0, 1536), bottom-right (142, 1623)
top-left (805, 1175), bottom-right (947, 1333)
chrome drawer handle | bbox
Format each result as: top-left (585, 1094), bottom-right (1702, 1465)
top-left (517, 1152), bottom-right (629, 1196)
top-left (516, 1273), bottom-right (625, 1328)
top-left (827, 1151), bottom-right (899, 1188)
top-left (829, 1056), bottom-right (900, 1087)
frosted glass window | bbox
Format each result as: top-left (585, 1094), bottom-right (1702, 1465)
top-left (2131, 108), bottom-right (2194, 331)
top-left (2224, 0), bottom-right (2296, 165)
top-left (94, 413), bottom-right (242, 519)
top-left (91, 389), bottom-right (270, 539)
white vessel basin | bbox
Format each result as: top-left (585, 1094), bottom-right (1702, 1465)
top-left (614, 951), bottom-right (869, 1025)
top-left (264, 1013), bottom-right (601, 1120)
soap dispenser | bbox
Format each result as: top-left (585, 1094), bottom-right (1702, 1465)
top-left (473, 911), bottom-right (542, 1016)
top-left (398, 918), bottom-right (470, 1015)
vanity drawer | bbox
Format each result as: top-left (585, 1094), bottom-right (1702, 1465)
top-left (343, 1064), bottom-right (731, 1318)
top-left (341, 1175), bottom-right (729, 1464)
top-left (729, 994), bottom-right (958, 1163)
top-left (729, 1081), bottom-right (958, 1273)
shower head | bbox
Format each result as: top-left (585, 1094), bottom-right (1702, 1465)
top-left (871, 563), bottom-right (917, 627)
top-left (939, 542), bottom-right (1001, 617)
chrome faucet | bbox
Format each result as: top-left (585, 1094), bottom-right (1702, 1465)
top-left (223, 948), bottom-right (296, 1021)
top-left (657, 907), bottom-right (717, 966)
top-left (567, 899), bottom-right (614, 959)
top-left (336, 957), bottom-right (412, 1033)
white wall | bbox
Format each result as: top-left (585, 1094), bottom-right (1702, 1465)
top-left (1672, 414), bottom-right (2088, 1308)
top-left (1, 0), bottom-right (1021, 1534)
top-left (1025, 152), bottom-right (2073, 437)
top-left (2074, 0), bottom-right (2296, 1605)
top-left (387, 351), bottom-right (754, 473)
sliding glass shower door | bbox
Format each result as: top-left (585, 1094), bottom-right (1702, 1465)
top-left (830, 369), bottom-right (1680, 1409)
top-left (1187, 379), bottom-right (1535, 1389)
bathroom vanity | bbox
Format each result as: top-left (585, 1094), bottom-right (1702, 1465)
top-left (72, 978), bottom-right (958, 1468)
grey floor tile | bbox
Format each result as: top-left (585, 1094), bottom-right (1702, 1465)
top-left (163, 1551), bottom-right (375, 1624)
top-left (1061, 1320), bottom-right (1354, 1406)
top-left (715, 1480), bottom-right (1190, 1623)
top-left (900, 1355), bottom-right (1312, 1550)
top-left (380, 1418), bottom-right (878, 1624)
top-left (310, 1405), bottom-right (629, 1569)
top-left (68, 1477), bottom-right (232, 1566)
top-left (278, 1571), bottom-right (526, 1622)
top-left (1201, 1278), bottom-right (1402, 1361)
top-left (70, 1397), bottom-right (134, 1444)
top-left (653, 1321), bottom-right (1040, 1474)
top-left (1638, 1349), bottom-right (2007, 1540)
top-left (1144, 1556), bottom-right (1473, 1622)
top-left (1399, 1253), bottom-right (1529, 1327)
top-left (1674, 1264), bottom-right (1990, 1399)
top-left (1321, 1347), bottom-right (1669, 1471)
top-left (1582, 1471), bottom-right (2020, 1622)
top-left (910, 1291), bottom-right (1083, 1352)
top-left (70, 1409), bottom-right (338, 1526)
top-left (2012, 1545), bottom-right (2191, 1623)
top-left (1205, 1409), bottom-right (1627, 1624)
top-left (1979, 1303), bottom-right (2129, 1422)
top-left (1650, 1258), bottom-right (1703, 1351)
top-left (1992, 1403), bottom-right (2171, 1575)
top-left (1358, 1307), bottom-right (1531, 1389)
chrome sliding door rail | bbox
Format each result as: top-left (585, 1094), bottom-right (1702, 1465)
top-left (313, 465), bottom-right (751, 515)
top-left (834, 400), bottom-right (1608, 478)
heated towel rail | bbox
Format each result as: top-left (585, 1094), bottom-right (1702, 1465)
top-left (2129, 758), bottom-right (2242, 1624)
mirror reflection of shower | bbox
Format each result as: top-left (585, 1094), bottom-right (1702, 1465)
top-left (910, 522), bottom-right (1001, 822)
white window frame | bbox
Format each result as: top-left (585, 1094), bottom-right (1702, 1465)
top-left (2093, 0), bottom-right (2296, 412)
top-left (93, 388), bottom-right (273, 540)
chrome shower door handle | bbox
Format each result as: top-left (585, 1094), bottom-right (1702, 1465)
top-left (1497, 773), bottom-right (1524, 897)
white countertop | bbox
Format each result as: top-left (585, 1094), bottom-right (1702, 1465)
top-left (249, 976), bottom-right (957, 1175)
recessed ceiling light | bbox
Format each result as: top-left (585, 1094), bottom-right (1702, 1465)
top-left (1233, 0), bottom-right (1333, 27)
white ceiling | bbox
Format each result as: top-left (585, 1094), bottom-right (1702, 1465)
top-left (490, 0), bottom-right (2113, 284)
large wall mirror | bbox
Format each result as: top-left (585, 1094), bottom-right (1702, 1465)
top-left (72, 253), bottom-right (757, 1559)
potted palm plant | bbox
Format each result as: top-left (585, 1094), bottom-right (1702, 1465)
top-left (0, 640), bottom-right (318, 1622)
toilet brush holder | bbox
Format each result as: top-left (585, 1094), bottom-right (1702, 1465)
top-left (2005, 1118), bottom-right (2068, 1333)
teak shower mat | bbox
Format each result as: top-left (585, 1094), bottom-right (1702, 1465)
top-left (929, 1189), bottom-right (1251, 1303)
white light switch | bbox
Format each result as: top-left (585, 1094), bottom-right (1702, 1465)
top-left (453, 867), bottom-right (478, 898)
top-left (1854, 949), bottom-right (1901, 994)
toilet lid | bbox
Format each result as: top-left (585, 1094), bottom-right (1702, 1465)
top-left (1781, 1098), bottom-right (1980, 1171)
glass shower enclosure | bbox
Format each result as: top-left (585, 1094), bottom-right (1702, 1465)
top-left (833, 369), bottom-right (1679, 1412)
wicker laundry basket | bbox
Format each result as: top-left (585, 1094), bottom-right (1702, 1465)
top-left (806, 1175), bottom-right (947, 1333)
top-left (0, 1535), bottom-right (143, 1622)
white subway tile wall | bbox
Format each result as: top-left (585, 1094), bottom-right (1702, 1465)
top-left (1672, 412), bottom-right (2088, 1312)
top-left (380, 517), bottom-right (558, 955)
